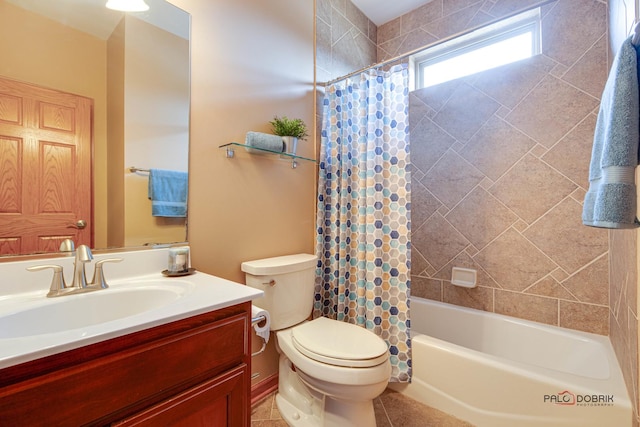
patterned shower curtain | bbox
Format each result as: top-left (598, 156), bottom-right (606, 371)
top-left (314, 64), bottom-right (411, 382)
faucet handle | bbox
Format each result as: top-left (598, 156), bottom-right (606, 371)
top-left (90, 258), bottom-right (123, 289)
top-left (26, 264), bottom-right (67, 297)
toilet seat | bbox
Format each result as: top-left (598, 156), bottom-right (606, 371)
top-left (291, 317), bottom-right (389, 368)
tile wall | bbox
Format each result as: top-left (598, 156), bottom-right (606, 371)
top-left (378, 0), bottom-right (611, 334)
top-left (608, 0), bottom-right (640, 423)
top-left (316, 0), bottom-right (377, 83)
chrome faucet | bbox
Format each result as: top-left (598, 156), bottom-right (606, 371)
top-left (71, 244), bottom-right (93, 289)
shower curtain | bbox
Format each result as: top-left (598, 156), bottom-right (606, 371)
top-left (314, 64), bottom-right (411, 382)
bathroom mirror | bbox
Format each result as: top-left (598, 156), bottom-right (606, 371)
top-left (0, 0), bottom-right (190, 257)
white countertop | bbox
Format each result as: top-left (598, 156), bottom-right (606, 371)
top-left (0, 248), bottom-right (263, 369)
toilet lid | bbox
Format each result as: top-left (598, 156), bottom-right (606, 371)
top-left (291, 317), bottom-right (389, 368)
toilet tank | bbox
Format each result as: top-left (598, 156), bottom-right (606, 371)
top-left (241, 254), bottom-right (317, 331)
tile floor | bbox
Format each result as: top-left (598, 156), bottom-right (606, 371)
top-left (251, 388), bottom-right (473, 427)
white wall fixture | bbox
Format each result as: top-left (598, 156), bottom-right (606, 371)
top-left (451, 267), bottom-right (477, 288)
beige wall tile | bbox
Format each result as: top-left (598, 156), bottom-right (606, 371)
top-left (413, 213), bottom-right (470, 270)
top-left (488, 0), bottom-right (548, 17)
top-left (524, 198), bottom-right (607, 274)
top-left (410, 118), bottom-right (456, 174)
top-left (474, 228), bottom-right (557, 291)
top-left (411, 276), bottom-right (443, 300)
top-left (541, 113), bottom-right (597, 190)
top-left (411, 249), bottom-right (431, 276)
top-left (541, 0), bottom-right (607, 67)
top-left (562, 255), bottom-right (609, 306)
top-left (446, 187), bottom-right (518, 249)
top-left (471, 55), bottom-right (555, 109)
top-left (460, 116), bottom-right (536, 181)
top-left (562, 35), bottom-right (608, 99)
top-left (377, 17), bottom-right (401, 47)
top-left (444, 284), bottom-right (494, 311)
top-left (505, 75), bottom-right (599, 147)
top-left (432, 82), bottom-right (500, 142)
top-left (402, 1), bottom-right (443, 34)
top-left (495, 290), bottom-right (558, 325)
top-left (412, 183), bottom-right (442, 228)
top-left (559, 300), bottom-right (609, 335)
top-left (413, 79), bottom-right (463, 112)
top-left (489, 154), bottom-right (576, 224)
top-left (317, 0), bottom-right (378, 82)
top-left (421, 150), bottom-right (485, 209)
top-left (345, 0), bottom-right (370, 38)
top-left (425, 3), bottom-right (485, 39)
top-left (525, 276), bottom-right (577, 301)
top-left (408, 93), bottom-right (430, 129)
top-left (395, 29), bottom-right (437, 56)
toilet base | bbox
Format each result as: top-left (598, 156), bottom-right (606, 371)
top-left (276, 354), bottom-right (378, 427)
top-left (276, 393), bottom-right (318, 427)
top-left (276, 392), bottom-right (376, 427)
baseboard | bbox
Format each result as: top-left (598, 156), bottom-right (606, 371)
top-left (251, 373), bottom-right (279, 407)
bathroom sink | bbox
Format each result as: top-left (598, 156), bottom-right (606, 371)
top-left (0, 281), bottom-right (192, 339)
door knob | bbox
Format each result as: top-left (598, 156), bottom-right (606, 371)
top-left (74, 219), bottom-right (87, 229)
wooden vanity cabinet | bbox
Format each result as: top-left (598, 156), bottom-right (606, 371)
top-left (0, 302), bottom-right (251, 427)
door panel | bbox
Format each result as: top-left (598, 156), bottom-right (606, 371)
top-left (0, 77), bottom-right (93, 255)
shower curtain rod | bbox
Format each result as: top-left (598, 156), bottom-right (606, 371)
top-left (319, 0), bottom-right (556, 87)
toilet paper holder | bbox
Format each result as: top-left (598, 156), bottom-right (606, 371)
top-left (252, 314), bottom-right (267, 325)
top-left (251, 313), bottom-right (268, 357)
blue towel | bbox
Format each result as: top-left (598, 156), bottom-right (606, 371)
top-left (148, 169), bottom-right (188, 217)
top-left (583, 36), bottom-right (640, 229)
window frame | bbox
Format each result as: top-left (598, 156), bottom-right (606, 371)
top-left (411, 7), bottom-right (542, 90)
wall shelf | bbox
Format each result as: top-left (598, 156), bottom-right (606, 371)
top-left (219, 142), bottom-right (315, 169)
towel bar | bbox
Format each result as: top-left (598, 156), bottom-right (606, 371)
top-left (631, 20), bottom-right (640, 45)
top-left (129, 166), bottom-right (150, 173)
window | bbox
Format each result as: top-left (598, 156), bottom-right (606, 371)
top-left (411, 8), bottom-right (542, 89)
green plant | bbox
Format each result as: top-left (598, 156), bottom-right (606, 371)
top-left (269, 115), bottom-right (309, 140)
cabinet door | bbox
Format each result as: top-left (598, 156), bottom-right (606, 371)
top-left (114, 364), bottom-right (248, 427)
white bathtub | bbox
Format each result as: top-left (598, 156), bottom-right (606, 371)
top-left (389, 298), bottom-right (632, 427)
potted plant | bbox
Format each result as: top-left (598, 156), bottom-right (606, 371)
top-left (270, 115), bottom-right (308, 155)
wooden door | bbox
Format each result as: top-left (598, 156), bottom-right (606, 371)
top-left (0, 77), bottom-right (93, 255)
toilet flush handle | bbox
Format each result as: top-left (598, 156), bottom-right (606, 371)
top-left (262, 279), bottom-right (276, 287)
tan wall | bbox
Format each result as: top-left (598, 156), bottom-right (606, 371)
top-left (0, 0), bottom-right (108, 248)
top-left (123, 17), bottom-right (189, 247)
top-left (609, 1), bottom-right (640, 424)
top-left (168, 0), bottom-right (315, 386)
top-left (107, 20), bottom-right (126, 248)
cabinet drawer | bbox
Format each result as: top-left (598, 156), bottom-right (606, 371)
top-left (114, 364), bottom-right (248, 427)
top-left (0, 313), bottom-right (247, 426)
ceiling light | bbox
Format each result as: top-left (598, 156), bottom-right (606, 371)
top-left (106, 0), bottom-right (150, 12)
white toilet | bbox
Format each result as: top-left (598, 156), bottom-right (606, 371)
top-left (242, 254), bottom-right (391, 427)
